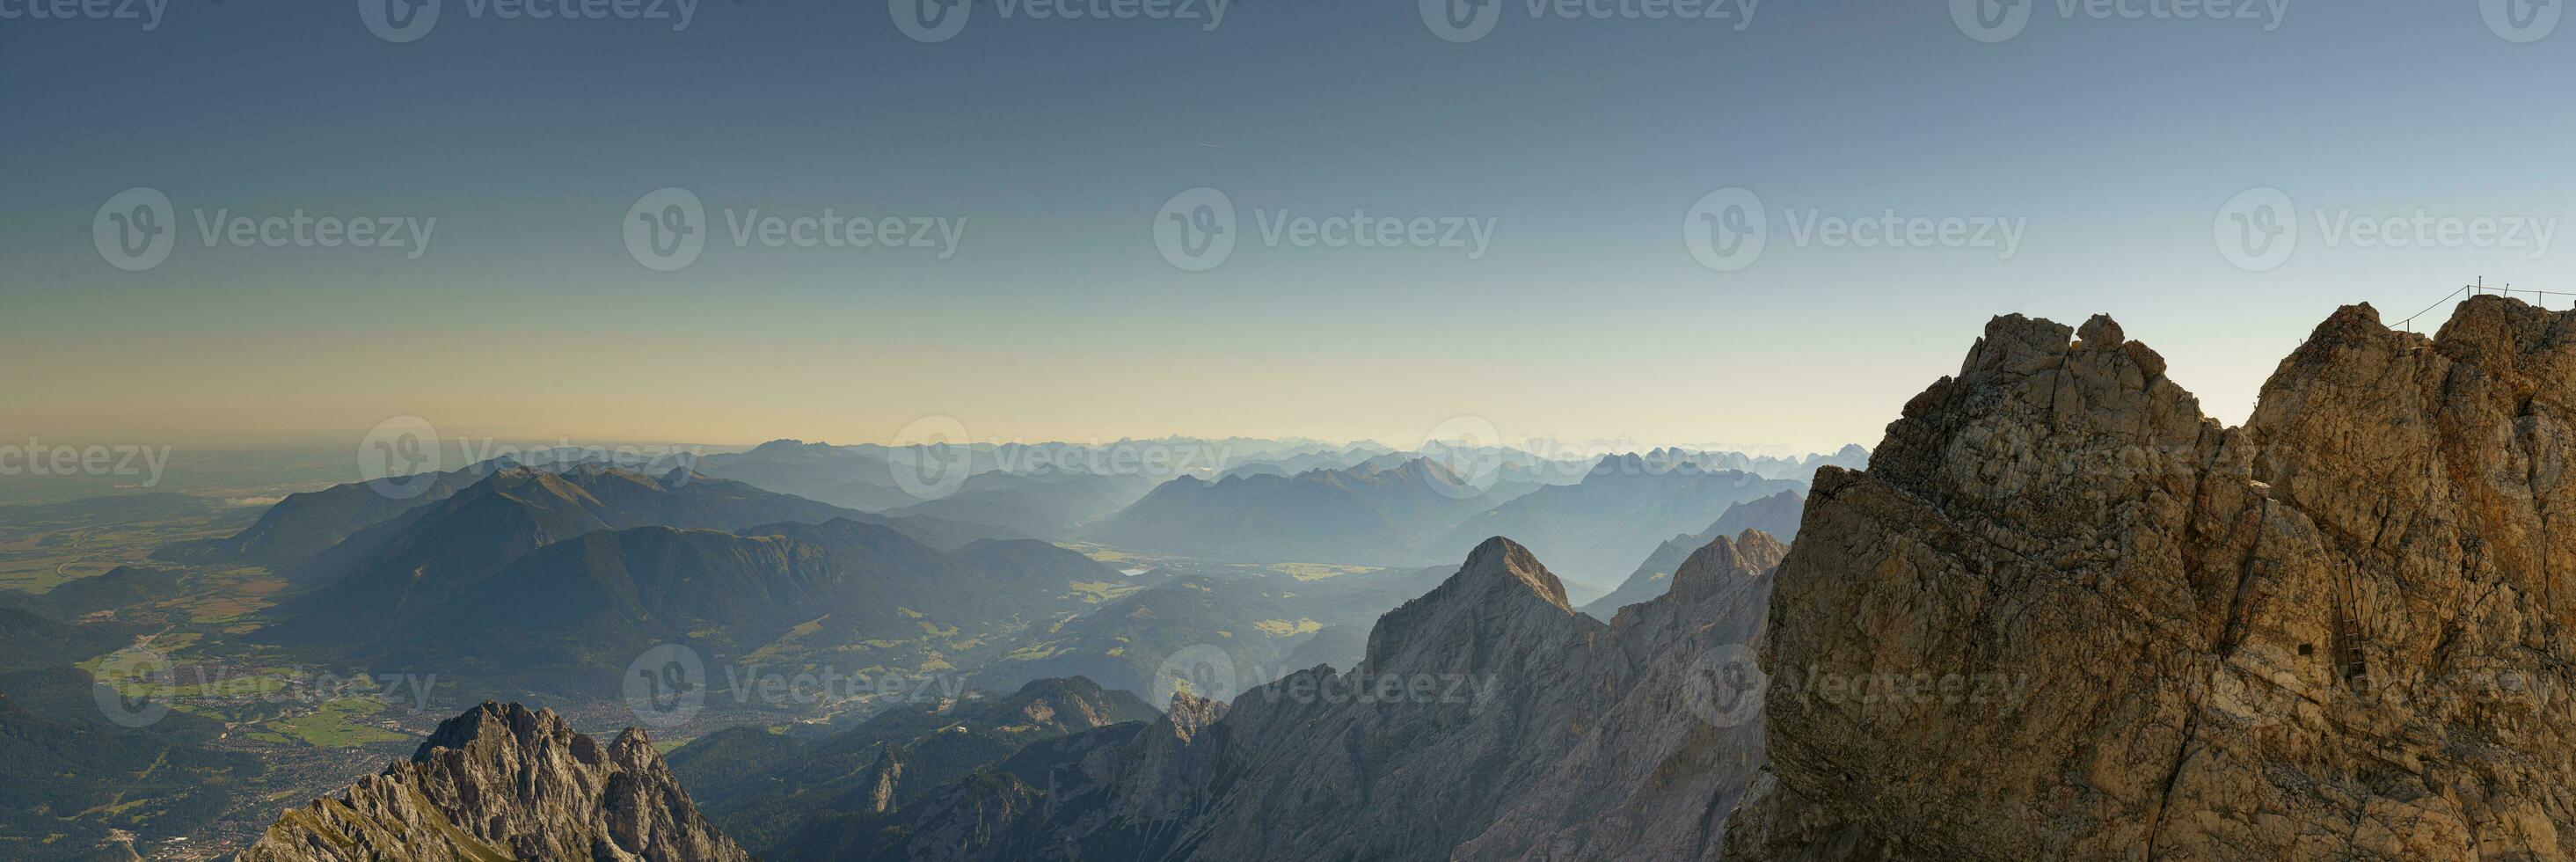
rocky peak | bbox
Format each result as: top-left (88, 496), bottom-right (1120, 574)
top-left (1662, 529), bottom-right (1788, 606)
top-left (1458, 535), bottom-right (1573, 609)
top-left (859, 746), bottom-right (904, 815)
top-left (1159, 690), bottom-right (1228, 745)
top-left (1729, 296), bottom-right (2576, 861)
top-left (1361, 537), bottom-right (1589, 676)
top-left (240, 701), bottom-right (748, 862)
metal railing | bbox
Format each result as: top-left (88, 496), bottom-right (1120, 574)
top-left (2394, 278), bottom-right (2576, 333)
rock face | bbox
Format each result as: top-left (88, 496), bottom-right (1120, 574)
top-left (240, 702), bottom-right (749, 862)
top-left (878, 532), bottom-right (1789, 861)
top-left (1727, 297), bottom-right (2576, 860)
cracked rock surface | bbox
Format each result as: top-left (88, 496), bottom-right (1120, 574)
top-left (240, 701), bottom-right (750, 862)
top-left (1726, 296), bottom-right (2576, 861)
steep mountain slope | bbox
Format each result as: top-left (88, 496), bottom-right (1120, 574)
top-left (1582, 488), bottom-right (1806, 618)
top-left (669, 676), bottom-right (1159, 858)
top-left (217, 461), bottom-right (500, 566)
top-left (868, 533), bottom-right (1787, 861)
top-left (329, 518), bottom-right (1125, 697)
top-left (240, 701), bottom-right (748, 862)
top-left (1727, 298), bottom-right (2576, 860)
top-left (33, 565), bottom-right (186, 617)
top-left (1434, 456), bottom-right (1802, 588)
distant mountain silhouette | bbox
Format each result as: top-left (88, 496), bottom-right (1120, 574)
top-left (257, 466), bottom-right (1016, 646)
top-left (1432, 456), bottom-right (1803, 588)
top-left (1092, 458), bottom-right (1518, 565)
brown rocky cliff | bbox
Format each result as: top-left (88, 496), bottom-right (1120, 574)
top-left (239, 701), bottom-right (750, 862)
top-left (1727, 296), bottom-right (2576, 860)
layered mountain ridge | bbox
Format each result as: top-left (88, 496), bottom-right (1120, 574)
top-left (837, 530), bottom-right (1789, 861)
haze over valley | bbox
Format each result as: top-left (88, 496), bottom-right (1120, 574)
top-left (14, 0), bottom-right (2576, 858)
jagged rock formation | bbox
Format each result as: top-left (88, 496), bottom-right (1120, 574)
top-left (1459, 530), bottom-right (1786, 861)
top-left (873, 532), bottom-right (1787, 861)
top-left (1727, 296), bottom-right (2576, 860)
top-left (240, 701), bottom-right (748, 862)
top-left (1584, 488), bottom-right (1806, 618)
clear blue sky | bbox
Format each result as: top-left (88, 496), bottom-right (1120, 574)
top-left (4, 0), bottom-right (2570, 451)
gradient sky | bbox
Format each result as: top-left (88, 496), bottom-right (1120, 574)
top-left (4, 0), bottom-right (2572, 453)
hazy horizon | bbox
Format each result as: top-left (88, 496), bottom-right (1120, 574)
top-left (11, 1), bottom-right (2572, 454)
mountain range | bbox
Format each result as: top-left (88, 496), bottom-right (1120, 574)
top-left (1581, 487), bottom-right (1806, 618)
top-left (1091, 458), bottom-right (1522, 565)
top-left (225, 296), bottom-right (2576, 861)
top-left (1432, 456), bottom-right (1804, 587)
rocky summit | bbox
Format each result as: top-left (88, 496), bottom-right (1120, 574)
top-left (1728, 296), bottom-right (2576, 860)
top-left (844, 530), bottom-right (1789, 862)
top-left (239, 701), bottom-right (748, 862)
